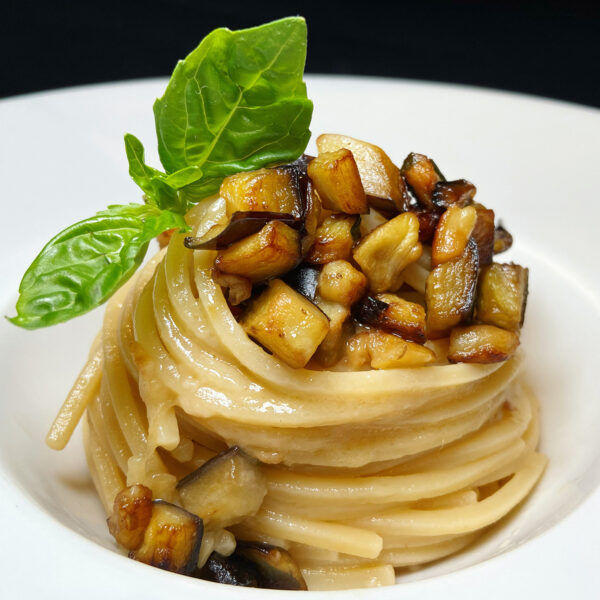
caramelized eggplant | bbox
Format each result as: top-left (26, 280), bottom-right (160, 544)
top-left (177, 446), bottom-right (267, 530)
top-left (431, 205), bottom-right (477, 267)
top-left (493, 225), bottom-right (513, 254)
top-left (317, 259), bottom-right (367, 306)
top-left (313, 297), bottom-right (350, 367)
top-left (426, 239), bottom-right (479, 338)
top-left (241, 279), bottom-right (330, 368)
top-left (215, 221), bottom-right (301, 283)
top-left (306, 214), bottom-right (358, 264)
top-left (476, 263), bottom-right (528, 332)
top-left (300, 182), bottom-right (322, 256)
top-left (415, 209), bottom-right (441, 243)
top-left (236, 541), bottom-right (308, 591)
top-left (353, 212), bottom-right (422, 293)
top-left (432, 179), bottom-right (476, 209)
top-left (355, 293), bottom-right (426, 343)
top-left (196, 552), bottom-right (260, 587)
top-left (212, 271), bottom-right (252, 306)
top-left (107, 484), bottom-right (153, 551)
top-left (471, 205), bottom-right (495, 266)
top-left (401, 153), bottom-right (445, 209)
top-left (307, 148), bottom-right (368, 214)
top-left (316, 133), bottom-right (409, 212)
top-left (130, 500), bottom-right (203, 574)
top-left (448, 324), bottom-right (520, 363)
top-left (283, 263), bottom-right (320, 301)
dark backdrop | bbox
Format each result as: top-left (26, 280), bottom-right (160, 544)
top-left (4, 0), bottom-right (600, 107)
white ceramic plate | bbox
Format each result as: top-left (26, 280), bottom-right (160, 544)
top-left (1, 76), bottom-right (599, 598)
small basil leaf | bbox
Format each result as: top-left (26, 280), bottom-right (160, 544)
top-left (153, 17), bottom-right (312, 191)
top-left (9, 204), bottom-right (188, 329)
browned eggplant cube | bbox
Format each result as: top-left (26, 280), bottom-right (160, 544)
top-left (241, 279), bottom-right (330, 368)
top-left (493, 225), bottom-right (513, 254)
top-left (432, 179), bottom-right (476, 209)
top-left (215, 220), bottom-right (300, 283)
top-left (356, 293), bottom-right (426, 343)
top-left (236, 541), bottom-right (307, 591)
top-left (401, 152), bottom-right (444, 209)
top-left (305, 214), bottom-right (358, 264)
top-left (426, 239), bottom-right (479, 338)
top-left (312, 297), bottom-right (350, 367)
top-left (107, 484), bottom-right (153, 551)
top-left (130, 500), bottom-right (203, 574)
top-left (317, 259), bottom-right (367, 306)
top-left (307, 149), bottom-right (368, 214)
top-left (220, 167), bottom-right (301, 216)
top-left (448, 324), bottom-right (520, 363)
top-left (353, 212), bottom-right (422, 293)
top-left (476, 263), bottom-right (529, 332)
top-left (177, 446), bottom-right (266, 530)
top-left (431, 205), bottom-right (477, 267)
top-left (300, 184), bottom-right (322, 256)
top-left (471, 204), bottom-right (495, 266)
top-left (316, 133), bottom-right (408, 212)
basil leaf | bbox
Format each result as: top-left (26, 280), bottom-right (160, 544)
top-left (124, 133), bottom-right (186, 213)
top-left (9, 204), bottom-right (187, 329)
top-left (153, 17), bottom-right (313, 198)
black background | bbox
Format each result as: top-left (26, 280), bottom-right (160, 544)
top-left (4, 0), bottom-right (600, 107)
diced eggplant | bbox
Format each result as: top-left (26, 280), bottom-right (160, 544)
top-left (299, 181), bottom-right (322, 256)
top-left (220, 167), bottom-right (302, 217)
top-left (316, 260), bottom-right (367, 306)
top-left (282, 263), bottom-right (320, 301)
top-left (107, 484), bottom-right (153, 551)
top-left (184, 211), bottom-right (300, 250)
top-left (236, 541), bottom-right (307, 591)
top-left (426, 239), bottom-right (479, 338)
top-left (448, 324), bottom-right (520, 363)
top-left (196, 552), bottom-right (260, 587)
top-left (177, 446), bottom-right (267, 530)
top-left (305, 214), bottom-right (358, 264)
top-left (353, 212), bottom-right (422, 293)
top-left (212, 271), bottom-right (252, 306)
top-left (215, 221), bottom-right (301, 283)
top-left (312, 297), bottom-right (350, 367)
top-left (415, 209), bottom-right (441, 243)
top-left (345, 330), bottom-right (435, 370)
top-left (493, 224), bottom-right (513, 254)
top-left (476, 263), bottom-right (528, 332)
top-left (355, 293), bottom-right (426, 343)
top-left (432, 179), bottom-right (476, 209)
top-left (307, 148), bottom-right (368, 214)
top-left (240, 279), bottom-right (330, 368)
top-left (401, 153), bottom-right (445, 210)
top-left (130, 500), bottom-right (203, 575)
top-left (431, 205), bottom-right (478, 267)
top-left (316, 133), bottom-right (409, 212)
top-left (471, 205), bottom-right (495, 266)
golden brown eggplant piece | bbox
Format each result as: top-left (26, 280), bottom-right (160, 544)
top-left (312, 296), bottom-right (350, 367)
top-left (471, 204), bottom-right (496, 266)
top-left (353, 212), bottom-right (422, 293)
top-left (476, 263), bottom-right (528, 332)
top-left (236, 541), bottom-right (308, 590)
top-left (401, 153), bottom-right (444, 210)
top-left (241, 279), bottom-right (330, 368)
top-left (317, 259), bottom-right (367, 306)
top-left (431, 205), bottom-right (477, 267)
top-left (426, 239), bottom-right (479, 338)
top-left (493, 225), bottom-right (513, 254)
top-left (130, 500), bottom-right (203, 574)
top-left (107, 484), bottom-right (153, 551)
top-left (432, 179), bottom-right (476, 209)
top-left (220, 167), bottom-right (301, 217)
top-left (300, 184), bottom-right (322, 256)
top-left (316, 133), bottom-right (409, 212)
top-left (355, 293), bottom-right (426, 343)
top-left (177, 446), bottom-right (266, 530)
top-left (305, 214), bottom-right (358, 264)
top-left (215, 221), bottom-right (301, 283)
top-left (212, 271), bottom-right (252, 306)
top-left (448, 324), bottom-right (519, 363)
top-left (307, 148), bottom-right (368, 214)
top-left (415, 209), bottom-right (441, 243)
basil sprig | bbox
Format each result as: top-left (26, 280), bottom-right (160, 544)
top-left (10, 17), bottom-right (313, 329)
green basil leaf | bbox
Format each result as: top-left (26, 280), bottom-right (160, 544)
top-left (9, 204), bottom-right (187, 329)
top-left (153, 17), bottom-right (312, 194)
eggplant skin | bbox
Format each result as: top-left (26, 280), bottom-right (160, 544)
top-left (236, 541), bottom-right (308, 591)
top-left (107, 484), bottom-right (153, 551)
top-left (196, 552), bottom-right (260, 587)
